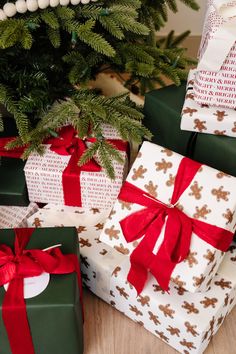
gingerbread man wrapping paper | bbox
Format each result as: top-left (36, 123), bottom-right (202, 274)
top-left (193, 0), bottom-right (236, 109)
top-left (100, 141), bottom-right (236, 293)
top-left (181, 70), bottom-right (236, 138)
top-left (26, 205), bottom-right (236, 354)
top-left (0, 202), bottom-right (38, 228)
top-left (24, 124), bottom-right (128, 210)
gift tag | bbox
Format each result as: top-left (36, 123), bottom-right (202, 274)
top-left (4, 272), bottom-right (50, 299)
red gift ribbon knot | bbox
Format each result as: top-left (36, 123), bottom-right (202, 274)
top-left (0, 228), bottom-right (82, 354)
top-left (118, 157), bottom-right (234, 294)
top-left (45, 125), bottom-right (127, 206)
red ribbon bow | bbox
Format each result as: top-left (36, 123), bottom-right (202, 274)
top-left (118, 157), bottom-right (233, 294)
top-left (46, 125), bottom-right (127, 206)
top-left (0, 228), bottom-right (82, 354)
top-left (0, 138), bottom-right (26, 158)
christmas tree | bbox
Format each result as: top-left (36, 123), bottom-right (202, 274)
top-left (0, 0), bottom-right (199, 177)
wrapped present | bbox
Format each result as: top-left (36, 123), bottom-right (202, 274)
top-left (0, 202), bottom-right (38, 228)
top-left (181, 70), bottom-right (236, 138)
top-left (83, 241), bottom-right (236, 354)
top-left (143, 83), bottom-right (236, 177)
top-left (100, 142), bottom-right (236, 293)
top-left (24, 125), bottom-right (128, 209)
top-left (0, 227), bottom-right (83, 354)
top-left (193, 0), bottom-right (236, 109)
top-left (0, 119), bottom-right (29, 206)
top-left (27, 207), bottom-right (236, 354)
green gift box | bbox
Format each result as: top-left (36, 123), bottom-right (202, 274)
top-left (143, 83), bottom-right (236, 177)
top-left (0, 118), bottom-right (29, 206)
top-left (0, 227), bottom-right (83, 354)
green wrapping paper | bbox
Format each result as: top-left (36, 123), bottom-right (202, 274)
top-left (0, 227), bottom-right (83, 354)
top-left (0, 118), bottom-right (28, 206)
top-left (143, 83), bottom-right (236, 177)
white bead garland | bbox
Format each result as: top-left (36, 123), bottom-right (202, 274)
top-left (70, 0), bottom-right (80, 5)
top-left (3, 3), bottom-right (17, 17)
top-left (0, 9), bottom-right (7, 20)
top-left (26, 0), bottom-right (39, 12)
top-left (0, 0), bottom-right (96, 20)
top-left (59, 0), bottom-right (70, 6)
top-left (38, 0), bottom-right (50, 9)
top-left (49, 0), bottom-right (59, 7)
top-left (15, 0), bottom-right (28, 13)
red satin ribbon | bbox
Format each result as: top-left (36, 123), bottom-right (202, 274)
top-left (0, 228), bottom-right (83, 354)
top-left (47, 126), bottom-right (128, 206)
top-left (118, 157), bottom-right (233, 294)
top-left (0, 137), bottom-right (26, 158)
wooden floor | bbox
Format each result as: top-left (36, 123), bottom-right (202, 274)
top-left (83, 290), bottom-right (236, 354)
top-left (84, 36), bottom-right (236, 354)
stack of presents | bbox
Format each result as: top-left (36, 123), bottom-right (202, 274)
top-left (1, 1), bottom-right (236, 353)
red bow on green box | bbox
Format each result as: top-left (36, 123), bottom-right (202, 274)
top-left (118, 157), bottom-right (234, 294)
top-left (0, 228), bottom-right (82, 354)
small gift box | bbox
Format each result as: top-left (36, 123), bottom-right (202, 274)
top-left (0, 119), bottom-right (29, 206)
top-left (181, 70), bottom-right (236, 138)
top-left (27, 206), bottom-right (236, 354)
top-left (193, 0), bottom-right (236, 109)
top-left (0, 202), bottom-right (38, 228)
top-left (143, 82), bottom-right (236, 177)
top-left (100, 142), bottom-right (236, 293)
top-left (24, 125), bottom-right (128, 210)
top-left (0, 227), bottom-right (83, 354)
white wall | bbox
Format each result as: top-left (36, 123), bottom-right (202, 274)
top-left (159, 0), bottom-right (207, 36)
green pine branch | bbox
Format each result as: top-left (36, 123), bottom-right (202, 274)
top-left (0, 0), bottom-right (199, 177)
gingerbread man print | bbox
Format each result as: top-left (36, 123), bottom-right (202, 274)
top-left (188, 181), bottom-right (203, 200)
top-left (32, 217), bottom-right (43, 228)
top-left (129, 305), bottom-right (143, 316)
top-left (184, 322), bottom-right (199, 337)
top-left (222, 209), bottom-right (235, 224)
top-left (148, 311), bottom-right (160, 325)
top-left (167, 326), bottom-right (180, 337)
top-left (213, 110), bottom-right (228, 121)
top-left (214, 130), bottom-right (226, 136)
top-left (180, 339), bottom-right (196, 350)
top-left (182, 301), bottom-right (199, 314)
top-left (182, 107), bottom-right (198, 116)
top-left (137, 295), bottom-right (150, 307)
top-left (161, 148), bottom-right (173, 156)
top-left (104, 225), bottom-right (120, 240)
top-left (193, 205), bottom-right (211, 220)
top-left (116, 286), bottom-right (129, 300)
top-left (200, 297), bottom-right (218, 308)
top-left (132, 165), bottom-right (147, 180)
top-left (155, 331), bottom-right (169, 343)
top-left (214, 279), bottom-right (232, 290)
top-left (114, 243), bottom-right (130, 255)
top-left (79, 238), bottom-right (91, 248)
top-left (211, 186), bottom-right (230, 202)
top-left (203, 249), bottom-right (216, 265)
top-left (166, 173), bottom-right (175, 187)
top-left (144, 181), bottom-right (158, 198)
top-left (185, 251), bottom-right (198, 268)
top-left (159, 304), bottom-right (175, 318)
top-left (194, 119), bottom-right (207, 132)
top-left (155, 159), bottom-right (172, 174)
top-left (186, 92), bottom-right (195, 100)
